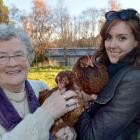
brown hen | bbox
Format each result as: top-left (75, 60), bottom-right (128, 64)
top-left (73, 55), bottom-right (109, 95)
top-left (39, 70), bottom-right (84, 135)
top-left (39, 55), bottom-right (109, 135)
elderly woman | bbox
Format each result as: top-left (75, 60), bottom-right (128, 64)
top-left (0, 24), bottom-right (78, 140)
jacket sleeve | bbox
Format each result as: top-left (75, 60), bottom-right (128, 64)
top-left (74, 69), bottom-right (140, 140)
top-left (0, 80), bottom-right (53, 140)
top-left (0, 107), bottom-right (54, 140)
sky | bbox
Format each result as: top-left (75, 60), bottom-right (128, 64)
top-left (4, 0), bottom-right (140, 16)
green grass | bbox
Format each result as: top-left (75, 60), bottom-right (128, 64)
top-left (28, 66), bottom-right (71, 88)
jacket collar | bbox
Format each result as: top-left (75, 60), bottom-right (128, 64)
top-left (95, 66), bottom-right (134, 104)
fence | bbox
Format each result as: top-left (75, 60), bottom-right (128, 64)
top-left (48, 47), bottom-right (96, 66)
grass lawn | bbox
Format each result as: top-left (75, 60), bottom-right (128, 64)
top-left (28, 66), bottom-right (71, 88)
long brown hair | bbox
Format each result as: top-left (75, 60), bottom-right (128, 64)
top-left (95, 17), bottom-right (140, 66)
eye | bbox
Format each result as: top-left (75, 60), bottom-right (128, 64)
top-left (15, 54), bottom-right (23, 57)
top-left (105, 34), bottom-right (112, 41)
top-left (118, 36), bottom-right (127, 41)
top-left (14, 54), bottom-right (25, 58)
top-left (0, 56), bottom-right (7, 59)
top-left (14, 54), bottom-right (26, 62)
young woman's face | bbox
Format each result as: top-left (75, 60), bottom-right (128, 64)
top-left (105, 21), bottom-right (138, 64)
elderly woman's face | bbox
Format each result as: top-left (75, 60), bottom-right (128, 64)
top-left (105, 21), bottom-right (138, 64)
top-left (0, 38), bottom-right (30, 88)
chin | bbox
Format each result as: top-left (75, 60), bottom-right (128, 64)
top-left (111, 61), bottom-right (118, 64)
top-left (109, 59), bottom-right (119, 64)
top-left (9, 79), bottom-right (25, 85)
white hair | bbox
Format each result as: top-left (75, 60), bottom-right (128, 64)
top-left (0, 24), bottom-right (34, 64)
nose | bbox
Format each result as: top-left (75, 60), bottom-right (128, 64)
top-left (108, 39), bottom-right (118, 50)
top-left (7, 56), bottom-right (17, 65)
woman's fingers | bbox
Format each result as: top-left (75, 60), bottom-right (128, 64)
top-left (62, 90), bottom-right (80, 111)
top-left (42, 89), bottom-right (79, 119)
top-left (66, 126), bottom-right (77, 140)
top-left (67, 103), bottom-right (80, 112)
top-left (63, 90), bottom-right (77, 100)
top-left (55, 126), bottom-right (77, 140)
top-left (65, 98), bottom-right (79, 111)
top-left (66, 98), bottom-right (79, 106)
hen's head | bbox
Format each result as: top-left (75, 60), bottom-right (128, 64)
top-left (77, 55), bottom-right (94, 68)
top-left (73, 55), bottom-right (109, 95)
top-left (55, 70), bottom-right (77, 91)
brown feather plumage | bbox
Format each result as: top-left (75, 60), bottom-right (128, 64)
top-left (73, 55), bottom-right (109, 95)
top-left (39, 55), bottom-right (109, 135)
top-left (39, 70), bottom-right (84, 135)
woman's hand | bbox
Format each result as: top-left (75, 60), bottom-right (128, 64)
top-left (55, 126), bottom-right (77, 140)
top-left (81, 90), bottom-right (97, 109)
top-left (81, 90), bottom-right (97, 103)
top-left (41, 90), bottom-right (79, 120)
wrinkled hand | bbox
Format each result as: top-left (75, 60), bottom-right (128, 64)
top-left (41, 90), bottom-right (79, 120)
top-left (55, 126), bottom-right (77, 140)
top-left (81, 90), bottom-right (97, 109)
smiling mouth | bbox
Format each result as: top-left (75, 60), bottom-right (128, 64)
top-left (7, 70), bottom-right (21, 74)
top-left (111, 52), bottom-right (118, 55)
top-left (110, 50), bottom-right (120, 55)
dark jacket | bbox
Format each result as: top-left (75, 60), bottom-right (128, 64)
top-left (74, 65), bottom-right (140, 140)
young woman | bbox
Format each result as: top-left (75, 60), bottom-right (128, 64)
top-left (75, 8), bottom-right (140, 140)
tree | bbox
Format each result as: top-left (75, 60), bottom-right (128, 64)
top-left (0, 0), bottom-right (9, 23)
top-left (53, 0), bottom-right (70, 44)
top-left (78, 8), bottom-right (99, 47)
top-left (53, 0), bottom-right (71, 65)
top-left (28, 0), bottom-right (54, 66)
top-left (9, 5), bottom-right (26, 25)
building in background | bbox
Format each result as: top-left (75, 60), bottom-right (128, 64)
top-left (48, 47), bottom-right (96, 66)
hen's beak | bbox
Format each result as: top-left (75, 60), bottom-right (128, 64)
top-left (87, 56), bottom-right (94, 67)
